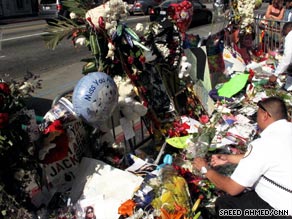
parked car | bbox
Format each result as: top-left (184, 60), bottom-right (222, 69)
top-left (38, 0), bottom-right (69, 19)
top-left (213, 0), bottom-right (229, 14)
top-left (149, 0), bottom-right (213, 26)
top-left (129, 0), bottom-right (164, 15)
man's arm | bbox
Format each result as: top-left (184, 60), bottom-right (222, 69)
top-left (205, 169), bottom-right (245, 195)
top-left (274, 31), bottom-right (292, 75)
top-left (193, 157), bottom-right (246, 195)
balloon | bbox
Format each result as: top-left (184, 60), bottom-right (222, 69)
top-left (72, 72), bottom-right (118, 127)
top-left (168, 0), bottom-right (193, 33)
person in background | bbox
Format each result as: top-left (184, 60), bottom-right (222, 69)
top-left (265, 0), bottom-right (285, 21)
top-left (84, 206), bottom-right (96, 219)
top-left (193, 96), bottom-right (292, 218)
top-left (235, 29), bottom-right (256, 64)
top-left (270, 22), bottom-right (292, 82)
top-left (283, 0), bottom-right (292, 22)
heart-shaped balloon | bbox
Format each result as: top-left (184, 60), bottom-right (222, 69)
top-left (167, 0), bottom-right (193, 33)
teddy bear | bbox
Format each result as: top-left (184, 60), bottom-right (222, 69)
top-left (178, 56), bottom-right (192, 79)
top-left (114, 76), bottom-right (148, 121)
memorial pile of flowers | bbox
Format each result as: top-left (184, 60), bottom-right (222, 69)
top-left (0, 73), bottom-right (43, 218)
top-left (3, 0), bottom-right (292, 218)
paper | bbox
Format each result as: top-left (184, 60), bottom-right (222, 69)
top-left (223, 48), bottom-right (246, 75)
top-left (70, 158), bottom-right (143, 219)
top-left (218, 73), bottom-right (249, 98)
top-left (126, 154), bottom-right (157, 174)
top-left (181, 116), bottom-right (200, 133)
top-left (284, 76), bottom-right (292, 91)
top-left (166, 135), bottom-right (192, 149)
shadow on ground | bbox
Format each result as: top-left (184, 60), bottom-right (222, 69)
top-left (24, 97), bottom-right (52, 117)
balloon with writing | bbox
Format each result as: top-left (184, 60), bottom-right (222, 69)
top-left (72, 72), bottom-right (118, 128)
top-left (167, 0), bottom-right (193, 34)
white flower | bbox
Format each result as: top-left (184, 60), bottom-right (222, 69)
top-left (75, 36), bottom-right (86, 46)
top-left (180, 11), bottom-right (190, 19)
top-left (144, 50), bottom-right (157, 63)
top-left (85, 4), bottom-right (107, 28)
top-left (156, 44), bottom-right (170, 58)
top-left (69, 12), bottom-right (77, 19)
top-left (106, 42), bottom-right (115, 60)
top-left (135, 23), bottom-right (144, 33)
top-left (19, 81), bottom-right (34, 95)
top-left (105, 21), bottom-right (117, 36)
top-left (235, 0), bottom-right (255, 29)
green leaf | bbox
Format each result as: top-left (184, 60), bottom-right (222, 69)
top-left (62, 0), bottom-right (96, 17)
top-left (117, 24), bottom-right (123, 37)
top-left (166, 135), bottom-right (192, 149)
top-left (43, 19), bottom-right (83, 50)
top-left (132, 40), bottom-right (150, 51)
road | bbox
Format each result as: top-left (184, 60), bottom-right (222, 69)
top-left (0, 4), bottom-right (267, 115)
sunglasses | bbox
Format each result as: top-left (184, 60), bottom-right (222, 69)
top-left (257, 101), bottom-right (271, 117)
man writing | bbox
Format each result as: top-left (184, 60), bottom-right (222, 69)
top-left (193, 97), bottom-right (292, 218)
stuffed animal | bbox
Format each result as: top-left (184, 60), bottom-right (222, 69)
top-left (178, 56), bottom-right (192, 79)
top-left (106, 42), bottom-right (115, 60)
top-left (114, 77), bottom-right (148, 121)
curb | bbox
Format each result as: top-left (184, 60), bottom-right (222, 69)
top-left (0, 16), bottom-right (47, 30)
top-left (0, 16), bottom-right (42, 24)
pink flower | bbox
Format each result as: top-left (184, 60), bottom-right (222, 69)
top-left (139, 55), bottom-right (145, 63)
top-left (0, 82), bottom-right (10, 95)
top-left (0, 113), bottom-right (9, 128)
top-left (128, 56), bottom-right (134, 64)
top-left (199, 115), bottom-right (209, 124)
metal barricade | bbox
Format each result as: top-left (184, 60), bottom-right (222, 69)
top-left (254, 14), bottom-right (287, 54)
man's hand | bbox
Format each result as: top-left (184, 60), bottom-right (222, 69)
top-left (193, 157), bottom-right (208, 171)
top-left (210, 154), bottom-right (229, 167)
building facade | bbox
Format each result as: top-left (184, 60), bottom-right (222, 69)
top-left (0, 0), bottom-right (38, 18)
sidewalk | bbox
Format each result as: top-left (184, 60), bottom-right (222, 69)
top-left (25, 61), bottom-right (84, 116)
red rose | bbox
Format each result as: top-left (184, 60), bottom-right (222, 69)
top-left (0, 95), bottom-right (4, 109)
top-left (0, 112), bottom-right (9, 128)
top-left (139, 55), bottom-right (145, 63)
top-left (0, 82), bottom-right (10, 95)
top-left (98, 16), bottom-right (105, 29)
top-left (199, 115), bottom-right (209, 124)
top-left (128, 56), bottom-right (134, 64)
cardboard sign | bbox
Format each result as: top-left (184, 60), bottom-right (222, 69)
top-left (185, 47), bottom-right (215, 115)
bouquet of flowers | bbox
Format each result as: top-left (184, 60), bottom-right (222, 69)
top-left (0, 72), bottom-right (43, 218)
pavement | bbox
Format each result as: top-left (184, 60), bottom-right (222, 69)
top-left (25, 62), bottom-right (84, 116)
top-left (1, 15), bottom-right (84, 116)
top-left (0, 15), bottom-right (45, 26)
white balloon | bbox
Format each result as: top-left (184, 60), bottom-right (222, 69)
top-left (72, 72), bottom-right (118, 127)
